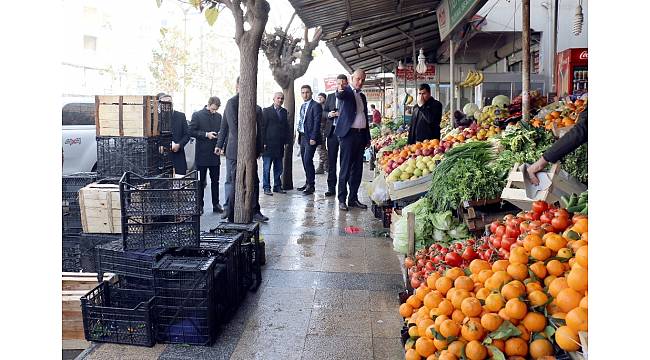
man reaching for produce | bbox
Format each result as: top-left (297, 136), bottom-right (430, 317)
top-left (407, 83), bottom-right (443, 144)
top-left (527, 108), bottom-right (588, 185)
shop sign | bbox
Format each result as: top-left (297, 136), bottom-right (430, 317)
top-left (323, 76), bottom-right (339, 92)
top-left (363, 89), bottom-right (385, 101)
top-left (437, 0), bottom-right (487, 41)
top-left (396, 64), bottom-right (436, 81)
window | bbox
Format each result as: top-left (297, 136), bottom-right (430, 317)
top-left (62, 103), bottom-right (96, 126)
top-left (83, 35), bottom-right (97, 51)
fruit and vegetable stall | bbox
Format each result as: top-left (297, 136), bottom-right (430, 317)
top-left (369, 94), bottom-right (588, 359)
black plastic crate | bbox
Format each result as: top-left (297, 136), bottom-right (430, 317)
top-left (381, 206), bottom-right (392, 229)
top-left (172, 232), bottom-right (244, 312)
top-left (63, 172), bottom-right (100, 234)
top-left (77, 233), bottom-right (122, 272)
top-left (96, 240), bottom-right (170, 283)
top-left (96, 135), bottom-right (173, 178)
top-left (120, 171), bottom-right (199, 217)
top-left (153, 255), bottom-right (223, 346)
top-left (81, 279), bottom-right (155, 347)
top-left (122, 215), bottom-right (200, 250)
top-left (63, 234), bottom-right (82, 272)
top-left (210, 222), bottom-right (261, 291)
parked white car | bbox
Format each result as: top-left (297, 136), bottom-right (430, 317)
top-left (62, 97), bottom-right (195, 175)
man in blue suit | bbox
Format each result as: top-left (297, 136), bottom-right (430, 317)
top-left (296, 85), bottom-right (323, 195)
top-left (335, 69), bottom-right (370, 211)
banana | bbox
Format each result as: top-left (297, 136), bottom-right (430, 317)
top-left (462, 71), bottom-right (476, 87)
top-left (474, 71), bottom-right (484, 86)
top-left (459, 71), bottom-right (471, 87)
top-left (469, 71), bottom-right (483, 87)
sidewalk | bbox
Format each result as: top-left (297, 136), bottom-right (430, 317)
top-left (79, 154), bottom-right (405, 360)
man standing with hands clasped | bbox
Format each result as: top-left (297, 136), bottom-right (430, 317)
top-left (296, 85), bottom-right (322, 195)
top-left (157, 93), bottom-right (190, 175)
top-left (335, 69), bottom-right (370, 211)
top-left (261, 92), bottom-right (291, 195)
top-left (189, 96), bottom-right (223, 214)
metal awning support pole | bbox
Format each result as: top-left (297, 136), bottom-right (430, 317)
top-left (450, 39), bottom-right (455, 112)
top-left (413, 41), bottom-right (417, 96)
top-left (522, 0), bottom-right (531, 122)
top-left (551, 0), bottom-right (559, 95)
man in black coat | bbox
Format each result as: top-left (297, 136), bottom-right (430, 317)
top-left (216, 78), bottom-right (268, 223)
top-left (296, 85), bottom-right (323, 195)
top-left (322, 74), bottom-right (348, 197)
top-left (335, 70), bottom-right (371, 211)
top-left (158, 93), bottom-right (190, 175)
top-left (407, 83), bottom-right (443, 145)
top-left (189, 96), bottom-right (223, 213)
top-left (261, 92), bottom-right (291, 195)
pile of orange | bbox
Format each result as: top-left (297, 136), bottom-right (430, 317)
top-left (400, 218), bottom-right (588, 360)
top-left (531, 98), bottom-right (587, 130)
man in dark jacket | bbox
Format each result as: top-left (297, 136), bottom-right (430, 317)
top-left (407, 84), bottom-right (443, 145)
top-left (158, 93), bottom-right (190, 175)
top-left (322, 75), bottom-right (347, 197)
top-left (296, 85), bottom-right (323, 195)
top-left (189, 96), bottom-right (223, 213)
top-left (335, 70), bottom-right (370, 211)
top-left (527, 108), bottom-right (588, 185)
top-left (216, 78), bottom-right (268, 223)
top-left (315, 92), bottom-right (329, 174)
top-left (261, 92), bottom-right (291, 195)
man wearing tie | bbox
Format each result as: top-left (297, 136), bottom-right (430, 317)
top-left (335, 69), bottom-right (370, 211)
top-left (296, 85), bottom-right (322, 195)
top-left (322, 74), bottom-right (348, 197)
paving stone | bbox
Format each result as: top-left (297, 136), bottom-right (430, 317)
top-left (229, 331), bottom-right (306, 360)
top-left (370, 311), bottom-right (404, 338)
top-left (368, 291), bottom-right (401, 312)
top-left (315, 272), bottom-right (369, 290)
top-left (313, 289), bottom-right (370, 311)
top-left (264, 269), bottom-right (320, 289)
top-left (301, 335), bottom-right (373, 360)
top-left (265, 255), bottom-right (323, 271)
top-left (307, 309), bottom-right (373, 337)
top-left (84, 343), bottom-right (166, 360)
top-left (280, 244), bottom-right (325, 257)
top-left (371, 337), bottom-right (404, 360)
top-left (254, 287), bottom-right (315, 312)
top-left (366, 273), bottom-right (405, 292)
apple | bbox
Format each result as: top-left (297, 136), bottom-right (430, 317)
top-left (422, 148), bottom-right (432, 156)
top-left (415, 149), bottom-right (422, 156)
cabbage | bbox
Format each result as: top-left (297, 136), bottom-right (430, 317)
top-left (463, 103), bottom-right (479, 117)
top-left (431, 211), bottom-right (453, 231)
top-left (492, 95), bottom-right (511, 108)
top-left (448, 224), bottom-right (469, 239)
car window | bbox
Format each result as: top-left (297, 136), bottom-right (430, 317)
top-left (62, 103), bottom-right (95, 126)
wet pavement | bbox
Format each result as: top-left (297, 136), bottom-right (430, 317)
top-left (78, 151), bottom-right (405, 360)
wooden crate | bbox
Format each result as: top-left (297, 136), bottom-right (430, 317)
top-left (79, 182), bottom-right (121, 234)
top-left (500, 163), bottom-right (587, 211)
top-left (62, 272), bottom-right (116, 350)
top-left (458, 198), bottom-right (520, 233)
top-left (95, 95), bottom-right (163, 137)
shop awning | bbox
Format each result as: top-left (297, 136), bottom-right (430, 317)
top-left (288, 0), bottom-right (442, 73)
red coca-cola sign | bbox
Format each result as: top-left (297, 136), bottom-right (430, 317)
top-left (579, 51), bottom-right (588, 60)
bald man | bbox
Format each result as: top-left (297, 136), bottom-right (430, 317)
top-left (334, 69), bottom-right (370, 211)
top-left (261, 92), bottom-right (291, 195)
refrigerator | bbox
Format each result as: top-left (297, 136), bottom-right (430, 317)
top-left (556, 48), bottom-right (588, 97)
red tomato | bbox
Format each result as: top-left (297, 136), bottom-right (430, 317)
top-left (440, 247), bottom-right (449, 255)
top-left (541, 223), bottom-right (555, 233)
top-left (410, 276), bottom-right (422, 289)
top-left (506, 224), bottom-right (520, 238)
top-left (501, 238), bottom-right (514, 251)
top-left (519, 221), bottom-right (531, 234)
top-left (529, 220), bottom-right (542, 230)
top-left (425, 261), bottom-right (435, 272)
top-left (444, 252), bottom-right (463, 267)
top-left (489, 221), bottom-right (501, 234)
top-left (433, 255), bottom-right (443, 264)
top-left (504, 214), bottom-right (515, 222)
top-left (455, 243), bottom-right (464, 251)
top-left (551, 215), bottom-right (570, 232)
top-left (499, 248), bottom-right (510, 259)
top-left (555, 208), bottom-right (570, 218)
top-left (495, 225), bottom-right (506, 238)
top-left (466, 239), bottom-right (476, 246)
top-left (532, 200), bottom-right (549, 214)
top-left (540, 211), bottom-right (553, 224)
top-left (462, 247), bottom-right (478, 261)
top-left (491, 237), bottom-right (502, 249)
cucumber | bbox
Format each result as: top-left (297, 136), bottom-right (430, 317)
top-left (567, 204), bottom-right (584, 213)
top-left (567, 194), bottom-right (578, 208)
top-left (578, 205), bottom-right (588, 215)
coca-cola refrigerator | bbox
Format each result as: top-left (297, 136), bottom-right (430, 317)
top-left (556, 48), bottom-right (588, 97)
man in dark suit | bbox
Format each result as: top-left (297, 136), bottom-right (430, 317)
top-left (296, 85), bottom-right (323, 195)
top-left (335, 70), bottom-right (370, 211)
top-left (315, 92), bottom-right (328, 174)
top-left (322, 74), bottom-right (348, 197)
top-left (407, 83), bottom-right (443, 144)
top-left (215, 78), bottom-right (268, 223)
top-left (189, 96), bottom-right (223, 214)
top-left (261, 92), bottom-right (291, 195)
top-left (158, 93), bottom-right (190, 175)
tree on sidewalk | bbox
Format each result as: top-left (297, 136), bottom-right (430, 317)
top-left (162, 0), bottom-right (269, 223)
top-left (260, 13), bottom-right (322, 189)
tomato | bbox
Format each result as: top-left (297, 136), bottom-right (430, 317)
top-left (529, 220), bottom-right (542, 230)
top-left (410, 276), bottom-right (422, 289)
top-left (540, 211), bottom-right (553, 224)
top-left (408, 266), bottom-right (418, 277)
top-left (455, 243), bottom-right (464, 251)
top-left (516, 211), bottom-right (527, 220)
top-left (445, 252), bottom-right (463, 267)
top-left (541, 223), bottom-right (555, 233)
top-left (528, 228), bottom-right (545, 237)
top-left (484, 249), bottom-right (494, 258)
top-left (434, 244), bottom-right (442, 251)
top-left (555, 208), bottom-right (570, 218)
top-left (495, 225), bottom-right (506, 238)
top-left (466, 239), bottom-right (476, 246)
top-left (490, 221), bottom-right (501, 234)
top-left (506, 224), bottom-right (520, 238)
top-left (440, 247), bottom-right (449, 255)
top-left (480, 242), bottom-right (489, 250)
top-left (532, 200), bottom-right (549, 214)
top-left (417, 258), bottom-right (426, 268)
top-left (504, 214), bottom-right (515, 222)
top-left (501, 238), bottom-right (514, 251)
top-left (433, 255), bottom-right (443, 264)
top-left (491, 237), bottom-right (502, 249)
top-left (499, 248), bottom-right (510, 259)
top-left (462, 247), bottom-right (478, 261)
top-left (519, 221), bottom-right (531, 234)
top-left (425, 261), bottom-right (435, 272)
top-left (551, 215), bottom-right (570, 232)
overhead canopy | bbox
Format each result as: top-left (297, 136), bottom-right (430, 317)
top-left (288, 0), bottom-right (441, 73)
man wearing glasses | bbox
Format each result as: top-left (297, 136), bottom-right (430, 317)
top-left (189, 96), bottom-right (223, 214)
top-left (261, 92), bottom-right (291, 195)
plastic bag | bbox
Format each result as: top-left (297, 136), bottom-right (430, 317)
top-left (392, 214), bottom-right (408, 254)
top-left (366, 174), bottom-right (389, 204)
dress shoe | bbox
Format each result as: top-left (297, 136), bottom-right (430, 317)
top-left (303, 185), bottom-right (315, 195)
top-left (297, 184), bottom-right (307, 191)
top-left (339, 202), bottom-right (349, 211)
top-left (324, 189), bottom-right (335, 197)
top-left (273, 188), bottom-right (287, 194)
top-left (253, 213), bottom-right (269, 222)
top-left (264, 189), bottom-right (273, 196)
top-left (348, 200), bottom-right (368, 209)
top-left (213, 204), bottom-right (224, 213)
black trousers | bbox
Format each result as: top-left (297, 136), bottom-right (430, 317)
top-left (171, 150), bottom-right (187, 175)
top-left (337, 130), bottom-right (366, 204)
top-left (299, 133), bottom-right (317, 186)
top-left (197, 164), bottom-right (220, 209)
top-left (326, 131), bottom-right (340, 191)
top-left (226, 157), bottom-right (261, 223)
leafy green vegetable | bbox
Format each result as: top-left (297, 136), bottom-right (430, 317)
top-left (431, 211), bottom-right (453, 231)
top-left (562, 143), bottom-right (587, 184)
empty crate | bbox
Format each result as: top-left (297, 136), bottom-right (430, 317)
top-left (96, 135), bottom-right (173, 178)
top-left (63, 172), bottom-right (99, 234)
top-left (95, 95), bottom-right (172, 137)
top-left (96, 240), bottom-right (170, 286)
top-left (153, 255), bottom-right (224, 346)
top-left (210, 222), bottom-right (261, 291)
top-left (81, 279), bottom-right (155, 347)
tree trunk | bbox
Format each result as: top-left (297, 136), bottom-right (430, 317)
top-left (234, 44), bottom-right (259, 224)
top-left (281, 79), bottom-right (295, 190)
